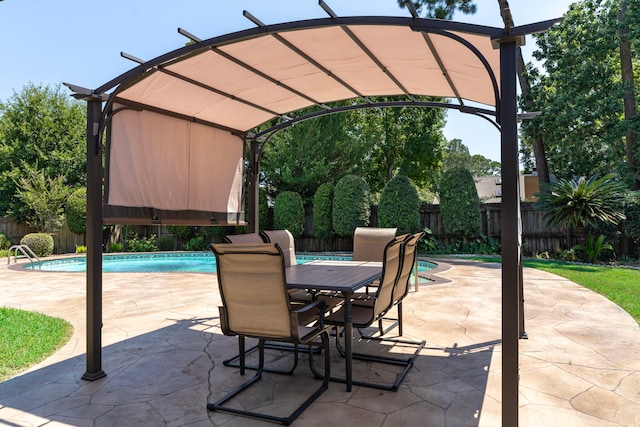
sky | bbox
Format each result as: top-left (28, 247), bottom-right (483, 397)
top-left (0, 0), bottom-right (576, 161)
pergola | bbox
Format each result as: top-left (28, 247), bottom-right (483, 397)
top-left (66, 3), bottom-right (559, 425)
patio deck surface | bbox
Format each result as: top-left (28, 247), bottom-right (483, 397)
top-left (1, 256), bottom-right (639, 426)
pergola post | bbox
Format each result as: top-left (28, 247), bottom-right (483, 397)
top-left (499, 39), bottom-right (521, 426)
top-left (248, 138), bottom-right (260, 233)
top-left (83, 99), bottom-right (106, 381)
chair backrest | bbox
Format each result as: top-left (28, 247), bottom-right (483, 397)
top-left (261, 230), bottom-right (297, 267)
top-left (372, 235), bottom-right (405, 318)
top-left (352, 227), bottom-right (397, 262)
top-left (223, 233), bottom-right (264, 244)
top-left (392, 231), bottom-right (426, 304)
top-left (210, 243), bottom-right (292, 339)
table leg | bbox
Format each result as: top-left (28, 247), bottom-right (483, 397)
top-left (342, 290), bottom-right (353, 392)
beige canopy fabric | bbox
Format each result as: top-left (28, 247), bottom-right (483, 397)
top-left (112, 20), bottom-right (502, 134)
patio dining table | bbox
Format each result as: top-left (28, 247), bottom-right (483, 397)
top-left (286, 259), bottom-right (383, 392)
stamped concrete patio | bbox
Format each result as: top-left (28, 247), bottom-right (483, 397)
top-left (1, 256), bottom-right (639, 426)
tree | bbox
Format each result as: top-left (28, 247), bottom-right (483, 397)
top-left (534, 173), bottom-right (627, 248)
top-left (520, 0), bottom-right (640, 186)
top-left (618, 0), bottom-right (639, 189)
top-left (16, 171), bottom-right (71, 233)
top-left (0, 83), bottom-right (86, 222)
top-left (442, 139), bottom-right (501, 177)
top-left (398, 0), bottom-right (476, 19)
top-left (354, 97), bottom-right (446, 194)
top-left (260, 107), bottom-right (366, 204)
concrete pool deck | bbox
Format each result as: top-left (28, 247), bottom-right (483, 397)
top-left (1, 256), bottom-right (639, 426)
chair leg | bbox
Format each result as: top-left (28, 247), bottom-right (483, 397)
top-left (332, 325), bottom-right (425, 391)
top-left (210, 335), bottom-right (330, 425)
top-left (223, 337), bottom-right (299, 375)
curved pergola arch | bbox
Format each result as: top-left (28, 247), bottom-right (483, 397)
top-left (67, 8), bottom-right (560, 425)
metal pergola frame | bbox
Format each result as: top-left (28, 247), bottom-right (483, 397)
top-left (68, 5), bottom-right (560, 425)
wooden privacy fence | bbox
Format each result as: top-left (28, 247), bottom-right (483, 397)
top-left (0, 217), bottom-right (85, 254)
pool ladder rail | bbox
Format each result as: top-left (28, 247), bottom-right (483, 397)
top-left (7, 244), bottom-right (41, 268)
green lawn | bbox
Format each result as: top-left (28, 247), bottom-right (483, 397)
top-left (0, 307), bottom-right (73, 381)
top-left (444, 256), bottom-right (640, 324)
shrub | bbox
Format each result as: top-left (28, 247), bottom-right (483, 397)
top-left (20, 233), bottom-right (54, 257)
top-left (535, 173), bottom-right (626, 248)
top-left (75, 245), bottom-right (87, 253)
top-left (624, 191), bottom-right (640, 254)
top-left (156, 235), bottom-right (175, 251)
top-left (438, 167), bottom-right (481, 240)
top-left (109, 242), bottom-right (123, 252)
top-left (185, 236), bottom-right (207, 251)
top-left (273, 191), bottom-right (304, 237)
top-left (166, 226), bottom-right (198, 243)
top-left (378, 175), bottom-right (420, 235)
top-left (0, 233), bottom-right (11, 250)
top-left (126, 235), bottom-right (158, 252)
top-left (313, 183), bottom-right (334, 240)
top-left (65, 188), bottom-right (86, 234)
top-left (333, 175), bottom-right (370, 237)
top-left (572, 234), bottom-right (613, 263)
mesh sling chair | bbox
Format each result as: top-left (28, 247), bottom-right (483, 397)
top-left (208, 243), bottom-right (331, 425)
top-left (352, 227), bottom-right (397, 293)
top-left (261, 230), bottom-right (313, 303)
top-left (363, 231), bottom-right (426, 338)
top-left (323, 235), bottom-right (418, 391)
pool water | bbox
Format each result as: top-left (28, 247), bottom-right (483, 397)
top-left (26, 252), bottom-right (435, 283)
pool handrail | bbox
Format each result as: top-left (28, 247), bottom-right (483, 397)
top-left (8, 244), bottom-right (41, 267)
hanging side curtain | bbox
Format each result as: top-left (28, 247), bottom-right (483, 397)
top-left (103, 104), bottom-right (245, 225)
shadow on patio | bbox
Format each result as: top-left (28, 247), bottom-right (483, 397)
top-left (0, 316), bottom-right (494, 426)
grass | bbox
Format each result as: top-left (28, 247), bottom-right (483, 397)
top-left (444, 255), bottom-right (640, 324)
top-left (0, 307), bottom-right (73, 381)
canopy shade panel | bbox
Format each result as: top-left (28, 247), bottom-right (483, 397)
top-left (104, 104), bottom-right (245, 225)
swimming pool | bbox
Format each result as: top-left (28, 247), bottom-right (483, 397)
top-left (25, 252), bottom-right (436, 283)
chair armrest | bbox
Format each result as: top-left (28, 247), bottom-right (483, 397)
top-left (290, 299), bottom-right (327, 331)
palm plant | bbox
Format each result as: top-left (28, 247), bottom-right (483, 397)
top-left (535, 173), bottom-right (627, 248)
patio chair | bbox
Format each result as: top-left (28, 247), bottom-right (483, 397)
top-left (352, 226), bottom-right (397, 262)
top-left (208, 243), bottom-right (331, 425)
top-left (362, 231), bottom-right (426, 338)
top-left (223, 233), bottom-right (264, 244)
top-left (261, 229), bottom-right (312, 303)
top-left (324, 234), bottom-right (420, 391)
top-left (352, 227), bottom-right (397, 293)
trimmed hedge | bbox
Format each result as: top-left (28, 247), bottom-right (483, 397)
top-left (378, 175), bottom-right (420, 235)
top-left (273, 191), bottom-right (304, 237)
top-left (439, 167), bottom-right (481, 239)
top-left (65, 187), bottom-right (86, 234)
top-left (313, 183), bottom-right (334, 239)
top-left (333, 175), bottom-right (370, 237)
top-left (20, 233), bottom-right (54, 257)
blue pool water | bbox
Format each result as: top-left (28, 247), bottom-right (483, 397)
top-left (26, 252), bottom-right (436, 282)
